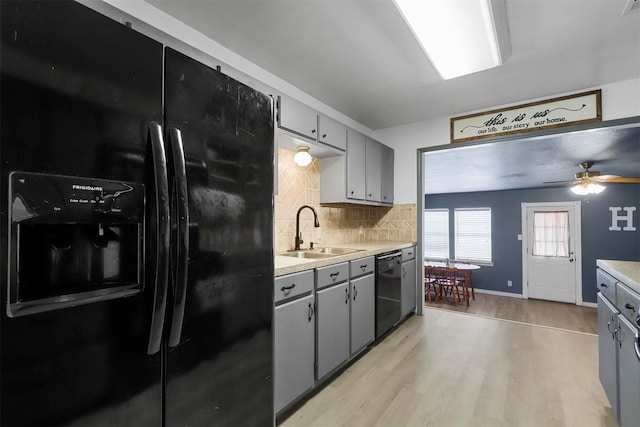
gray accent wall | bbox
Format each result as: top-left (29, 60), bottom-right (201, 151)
top-left (425, 184), bottom-right (640, 304)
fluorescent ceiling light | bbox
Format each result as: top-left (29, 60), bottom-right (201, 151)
top-left (570, 181), bottom-right (605, 195)
top-left (394, 0), bottom-right (505, 79)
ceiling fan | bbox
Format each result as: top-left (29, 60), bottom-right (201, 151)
top-left (544, 161), bottom-right (640, 194)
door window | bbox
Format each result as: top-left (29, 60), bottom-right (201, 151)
top-left (532, 211), bottom-right (570, 257)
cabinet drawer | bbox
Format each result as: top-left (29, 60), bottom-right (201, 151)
top-left (350, 256), bottom-right (375, 279)
top-left (401, 246), bottom-right (416, 262)
top-left (316, 262), bottom-right (349, 289)
top-left (275, 270), bottom-right (314, 304)
top-left (616, 282), bottom-right (640, 325)
top-left (597, 268), bottom-right (617, 303)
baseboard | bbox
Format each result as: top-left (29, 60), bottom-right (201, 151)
top-left (474, 288), bottom-right (523, 298)
top-left (474, 288), bottom-right (598, 307)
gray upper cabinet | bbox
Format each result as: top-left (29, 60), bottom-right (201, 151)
top-left (346, 129), bottom-right (367, 200)
top-left (319, 130), bottom-right (394, 206)
top-left (381, 143), bottom-right (394, 205)
top-left (277, 95), bottom-right (317, 140)
top-left (364, 138), bottom-right (382, 202)
top-left (318, 114), bottom-right (347, 151)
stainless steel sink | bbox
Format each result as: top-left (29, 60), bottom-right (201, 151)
top-left (279, 251), bottom-right (334, 259)
top-left (310, 247), bottom-right (363, 255)
top-left (278, 247), bottom-right (364, 259)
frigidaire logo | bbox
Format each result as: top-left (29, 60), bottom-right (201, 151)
top-left (72, 184), bottom-right (103, 191)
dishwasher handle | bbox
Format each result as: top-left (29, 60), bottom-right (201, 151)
top-left (377, 252), bottom-right (402, 261)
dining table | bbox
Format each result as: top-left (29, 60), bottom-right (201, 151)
top-left (424, 260), bottom-right (481, 305)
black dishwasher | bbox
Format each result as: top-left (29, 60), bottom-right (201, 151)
top-left (376, 251), bottom-right (402, 338)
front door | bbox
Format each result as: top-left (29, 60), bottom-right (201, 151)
top-left (523, 202), bottom-right (581, 304)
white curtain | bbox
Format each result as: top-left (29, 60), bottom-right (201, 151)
top-left (532, 211), bottom-right (570, 257)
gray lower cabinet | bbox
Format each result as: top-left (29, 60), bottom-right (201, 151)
top-left (316, 282), bottom-right (350, 380)
top-left (401, 247), bottom-right (417, 318)
top-left (597, 260), bottom-right (640, 426)
top-left (350, 273), bottom-right (375, 355)
top-left (618, 314), bottom-right (640, 427)
top-left (597, 292), bottom-right (619, 418)
top-left (274, 294), bottom-right (315, 413)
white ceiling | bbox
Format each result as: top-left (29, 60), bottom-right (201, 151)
top-left (146, 0), bottom-right (640, 131)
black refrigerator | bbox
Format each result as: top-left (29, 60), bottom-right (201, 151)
top-left (0, 2), bottom-right (274, 426)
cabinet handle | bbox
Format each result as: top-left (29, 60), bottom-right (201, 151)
top-left (607, 319), bottom-right (615, 337)
top-left (322, 133), bottom-right (327, 138)
top-left (345, 288), bottom-right (349, 304)
top-left (360, 264), bottom-right (367, 271)
top-left (625, 303), bottom-right (636, 313)
top-left (353, 286), bottom-right (358, 301)
top-left (311, 129), bottom-right (316, 134)
top-left (615, 327), bottom-right (622, 348)
top-left (308, 302), bottom-right (314, 322)
top-left (281, 284), bottom-right (296, 293)
top-left (330, 272), bottom-right (340, 281)
top-left (599, 282), bottom-right (608, 288)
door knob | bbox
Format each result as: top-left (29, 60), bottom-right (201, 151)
top-left (569, 258), bottom-right (574, 262)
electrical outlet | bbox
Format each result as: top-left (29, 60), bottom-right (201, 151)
top-left (507, 280), bottom-right (512, 287)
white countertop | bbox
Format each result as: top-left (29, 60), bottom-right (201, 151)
top-left (275, 241), bottom-right (416, 277)
top-left (597, 259), bottom-right (640, 293)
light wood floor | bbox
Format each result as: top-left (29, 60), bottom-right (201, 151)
top-left (426, 291), bottom-right (598, 334)
top-left (279, 306), bottom-right (615, 427)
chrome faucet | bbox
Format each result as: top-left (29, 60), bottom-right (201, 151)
top-left (295, 205), bottom-right (320, 251)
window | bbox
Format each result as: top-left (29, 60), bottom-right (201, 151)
top-left (454, 208), bottom-right (492, 262)
top-left (532, 211), bottom-right (569, 257)
top-left (423, 209), bottom-right (449, 259)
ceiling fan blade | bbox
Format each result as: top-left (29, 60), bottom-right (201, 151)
top-left (600, 177), bottom-right (640, 183)
top-left (543, 179), bottom-right (581, 185)
top-left (592, 174), bottom-right (620, 181)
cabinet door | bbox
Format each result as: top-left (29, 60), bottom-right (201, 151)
top-left (316, 283), bottom-right (350, 380)
top-left (275, 294), bottom-right (315, 413)
top-left (277, 95), bottom-right (317, 140)
top-left (346, 129), bottom-right (366, 200)
top-left (618, 315), bottom-right (640, 426)
top-left (365, 139), bottom-right (382, 202)
top-left (350, 274), bottom-right (375, 355)
top-left (401, 259), bottom-right (417, 318)
top-left (381, 143), bottom-right (394, 205)
top-left (318, 114), bottom-right (347, 151)
top-left (597, 293), bottom-right (619, 420)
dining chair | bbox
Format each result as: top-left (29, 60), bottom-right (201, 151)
top-left (455, 261), bottom-right (475, 301)
top-left (453, 268), bottom-right (470, 306)
top-left (424, 265), bottom-right (438, 303)
top-left (434, 267), bottom-right (461, 305)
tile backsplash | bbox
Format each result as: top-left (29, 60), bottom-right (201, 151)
top-left (274, 148), bottom-right (417, 253)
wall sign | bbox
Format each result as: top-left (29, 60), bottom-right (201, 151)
top-left (450, 89), bottom-right (602, 143)
top-left (609, 206), bottom-right (636, 231)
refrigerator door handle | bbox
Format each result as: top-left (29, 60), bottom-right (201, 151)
top-left (147, 121), bottom-right (171, 355)
top-left (168, 127), bottom-right (189, 348)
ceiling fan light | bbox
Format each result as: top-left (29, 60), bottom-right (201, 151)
top-left (570, 182), bottom-right (605, 195)
top-left (294, 146), bottom-right (312, 167)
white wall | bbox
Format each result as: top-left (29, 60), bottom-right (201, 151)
top-left (374, 78), bottom-right (640, 204)
top-left (90, 0), bottom-right (372, 136)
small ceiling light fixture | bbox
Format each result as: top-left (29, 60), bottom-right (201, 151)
top-left (393, 0), bottom-right (511, 80)
top-left (293, 146), bottom-right (312, 167)
top-left (570, 181), bottom-right (606, 195)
